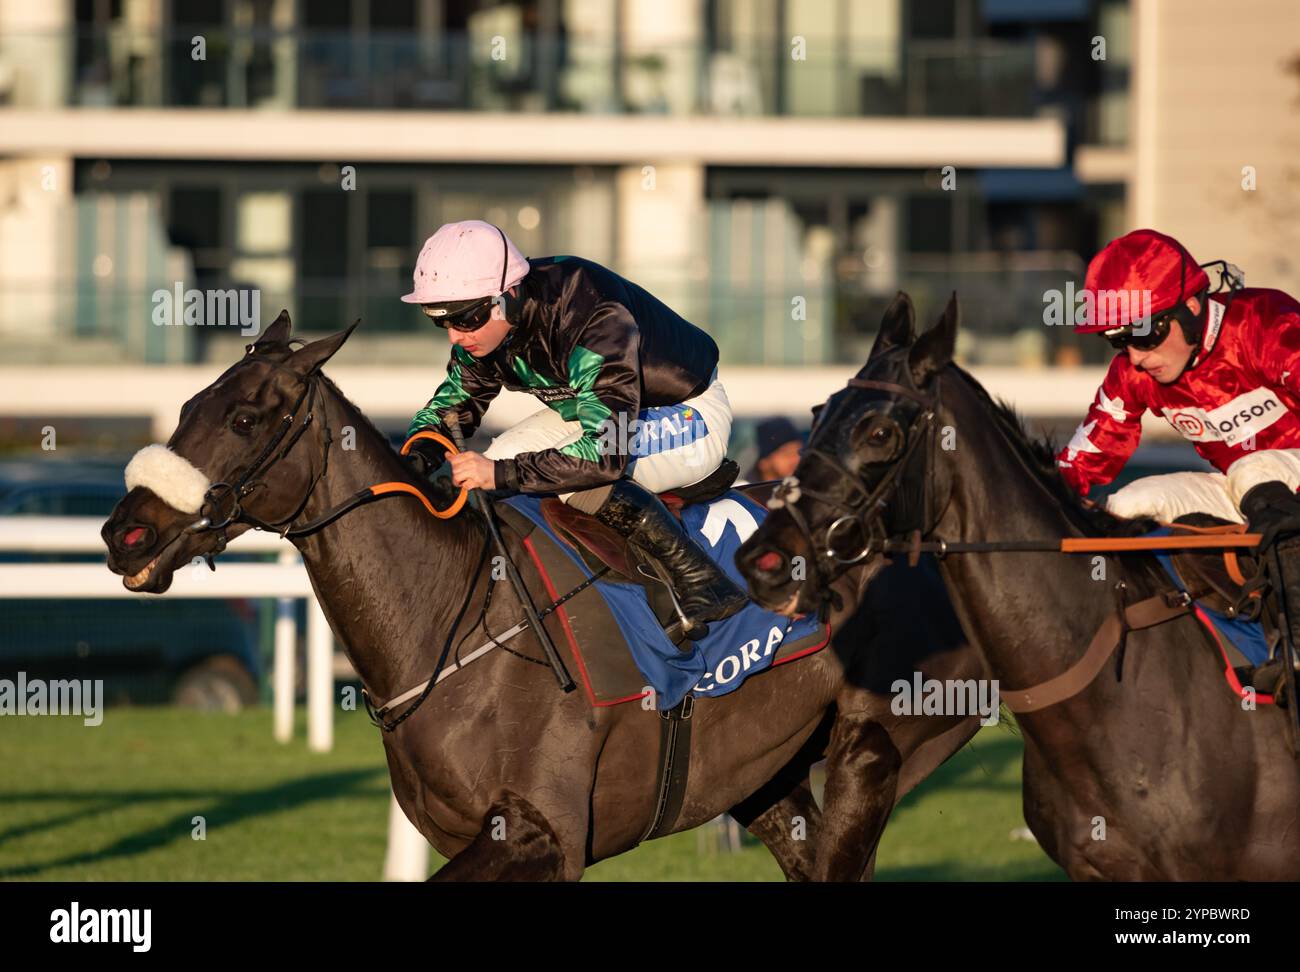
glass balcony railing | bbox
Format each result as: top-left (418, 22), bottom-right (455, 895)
top-left (0, 27), bottom-right (1040, 118)
top-left (1, 263), bottom-right (1099, 369)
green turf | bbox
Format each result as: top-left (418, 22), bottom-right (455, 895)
top-left (0, 707), bottom-right (1062, 881)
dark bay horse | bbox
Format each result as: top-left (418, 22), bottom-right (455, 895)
top-left (101, 310), bottom-right (980, 880)
top-left (738, 292), bottom-right (1300, 880)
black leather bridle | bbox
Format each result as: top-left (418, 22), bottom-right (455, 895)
top-left (178, 351), bottom-right (494, 733)
top-left (185, 355), bottom-right (334, 550)
top-left (767, 375), bottom-right (940, 615)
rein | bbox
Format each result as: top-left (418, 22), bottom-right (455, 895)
top-left (874, 532), bottom-right (1265, 557)
top-left (189, 363), bottom-right (467, 545)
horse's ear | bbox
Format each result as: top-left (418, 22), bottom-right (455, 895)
top-left (287, 319), bottom-right (360, 375)
top-left (908, 292), bottom-right (958, 387)
top-left (254, 309), bottom-right (293, 349)
top-left (867, 292), bottom-right (915, 361)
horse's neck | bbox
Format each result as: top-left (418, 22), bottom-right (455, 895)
top-left (932, 379), bottom-right (1116, 695)
top-left (290, 394), bottom-right (482, 701)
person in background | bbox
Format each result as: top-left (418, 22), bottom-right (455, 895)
top-left (744, 416), bottom-right (803, 484)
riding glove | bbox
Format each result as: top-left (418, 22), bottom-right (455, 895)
top-left (403, 436), bottom-right (448, 479)
top-left (1240, 480), bottom-right (1300, 550)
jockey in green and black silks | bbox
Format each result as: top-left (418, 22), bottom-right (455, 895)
top-left (402, 219), bottom-right (748, 641)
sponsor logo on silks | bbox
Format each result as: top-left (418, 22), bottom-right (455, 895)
top-left (1161, 387), bottom-right (1287, 447)
top-left (527, 385), bottom-right (578, 403)
top-left (693, 624), bottom-right (788, 694)
top-left (625, 404), bottom-right (709, 457)
top-left (1198, 299), bottom-right (1227, 358)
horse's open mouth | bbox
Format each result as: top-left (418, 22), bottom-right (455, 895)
top-left (773, 591), bottom-right (801, 617)
top-left (112, 528), bottom-right (191, 593)
top-left (124, 554), bottom-right (162, 590)
top-left (744, 578), bottom-right (804, 617)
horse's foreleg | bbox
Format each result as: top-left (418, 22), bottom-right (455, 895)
top-left (728, 713), bottom-right (831, 881)
top-left (813, 710), bottom-right (901, 882)
top-left (729, 775), bottom-right (822, 881)
top-left (430, 790), bottom-right (570, 882)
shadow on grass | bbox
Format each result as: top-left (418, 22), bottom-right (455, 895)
top-left (0, 767), bottom-right (388, 878)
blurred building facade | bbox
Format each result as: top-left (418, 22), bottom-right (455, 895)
top-left (1, 0), bottom-right (1142, 373)
top-left (1, 0), bottom-right (1297, 439)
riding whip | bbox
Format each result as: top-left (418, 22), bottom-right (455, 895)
top-left (444, 414), bottom-right (575, 693)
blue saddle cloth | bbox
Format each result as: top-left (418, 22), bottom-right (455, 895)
top-left (502, 490), bottom-right (825, 710)
top-left (1148, 527), bottom-right (1270, 666)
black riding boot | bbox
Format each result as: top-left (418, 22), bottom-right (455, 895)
top-left (593, 478), bottom-right (750, 640)
top-left (1255, 536), bottom-right (1300, 700)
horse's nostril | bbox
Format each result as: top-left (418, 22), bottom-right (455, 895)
top-left (755, 550), bottom-right (783, 574)
top-left (121, 525), bottom-right (152, 549)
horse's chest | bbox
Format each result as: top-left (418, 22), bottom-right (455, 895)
top-left (384, 747), bottom-right (479, 853)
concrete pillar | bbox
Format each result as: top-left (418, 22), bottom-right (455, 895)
top-left (0, 0), bottom-right (72, 108)
top-left (620, 0), bottom-right (703, 114)
top-left (0, 156), bottom-right (74, 343)
top-left (615, 161), bottom-right (706, 316)
top-left (1130, 0), bottom-right (1160, 229)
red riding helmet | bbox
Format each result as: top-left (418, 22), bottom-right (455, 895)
top-left (1075, 229), bottom-right (1210, 333)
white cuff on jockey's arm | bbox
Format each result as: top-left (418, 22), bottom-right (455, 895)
top-left (1105, 470), bottom-right (1244, 523)
top-left (1225, 449), bottom-right (1300, 511)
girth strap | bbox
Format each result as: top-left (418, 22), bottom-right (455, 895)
top-left (640, 694), bottom-right (695, 843)
top-left (1001, 590), bottom-right (1193, 713)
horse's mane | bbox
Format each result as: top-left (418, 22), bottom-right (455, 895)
top-left (319, 372), bottom-right (397, 452)
top-left (253, 335), bottom-right (480, 528)
top-left (253, 337), bottom-right (399, 455)
top-left (949, 364), bottom-right (1160, 539)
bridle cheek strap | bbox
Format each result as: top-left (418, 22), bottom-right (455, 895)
top-left (778, 378), bottom-right (939, 571)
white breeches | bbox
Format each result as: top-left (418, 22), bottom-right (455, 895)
top-left (484, 369), bottom-right (734, 502)
top-left (1105, 448), bottom-right (1300, 524)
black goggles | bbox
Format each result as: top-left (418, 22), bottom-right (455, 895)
top-left (421, 296), bottom-right (497, 332)
top-left (1105, 310), bottom-right (1175, 351)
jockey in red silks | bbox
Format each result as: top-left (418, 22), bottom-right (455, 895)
top-left (1057, 229), bottom-right (1300, 546)
top-left (1058, 229), bottom-right (1300, 687)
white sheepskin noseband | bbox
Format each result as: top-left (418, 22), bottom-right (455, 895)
top-left (124, 444), bottom-right (212, 514)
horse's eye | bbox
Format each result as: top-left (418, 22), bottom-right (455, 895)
top-left (853, 418), bottom-right (901, 462)
top-left (231, 414), bottom-right (256, 435)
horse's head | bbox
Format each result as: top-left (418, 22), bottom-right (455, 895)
top-left (102, 310), bottom-right (356, 593)
top-left (737, 292), bottom-right (959, 615)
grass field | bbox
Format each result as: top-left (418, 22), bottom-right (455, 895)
top-left (0, 707), bottom-right (1063, 881)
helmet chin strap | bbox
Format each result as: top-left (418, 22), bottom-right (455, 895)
top-left (496, 287), bottom-right (531, 352)
top-left (1175, 299), bottom-right (1209, 375)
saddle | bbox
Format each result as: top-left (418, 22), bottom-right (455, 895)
top-left (539, 460), bottom-right (740, 579)
top-left (538, 460), bottom-right (747, 641)
top-left (1166, 514), bottom-right (1264, 620)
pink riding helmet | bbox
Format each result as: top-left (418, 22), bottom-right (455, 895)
top-left (400, 220), bottom-right (531, 304)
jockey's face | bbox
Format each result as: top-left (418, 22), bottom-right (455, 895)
top-left (445, 287), bottom-right (516, 357)
top-left (1125, 296), bottom-right (1201, 383)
